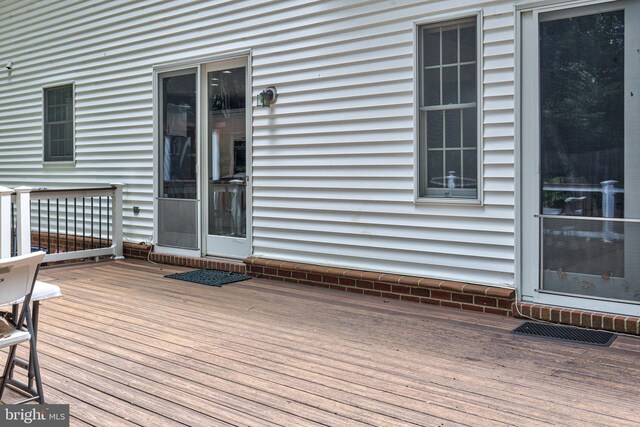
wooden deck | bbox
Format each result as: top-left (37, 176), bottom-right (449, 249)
top-left (3, 259), bottom-right (640, 426)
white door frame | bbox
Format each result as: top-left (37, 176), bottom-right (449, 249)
top-left (200, 56), bottom-right (252, 259)
top-left (152, 51), bottom-right (252, 259)
top-left (517, 0), bottom-right (640, 317)
top-left (152, 65), bottom-right (202, 258)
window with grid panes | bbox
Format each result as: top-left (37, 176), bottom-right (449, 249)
top-left (44, 85), bottom-right (74, 162)
top-left (418, 18), bottom-right (478, 199)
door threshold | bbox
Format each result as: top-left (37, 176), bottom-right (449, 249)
top-left (203, 254), bottom-right (245, 263)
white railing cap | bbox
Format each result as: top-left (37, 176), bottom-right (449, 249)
top-left (0, 186), bottom-right (13, 195)
top-left (13, 186), bottom-right (32, 193)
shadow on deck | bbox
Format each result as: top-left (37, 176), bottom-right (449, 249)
top-left (3, 259), bottom-right (640, 426)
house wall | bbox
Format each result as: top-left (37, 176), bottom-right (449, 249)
top-left (0, 0), bottom-right (516, 287)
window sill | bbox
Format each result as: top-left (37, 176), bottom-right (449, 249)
top-left (42, 161), bottom-right (75, 167)
top-left (415, 197), bottom-right (482, 206)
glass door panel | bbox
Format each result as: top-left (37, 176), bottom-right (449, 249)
top-left (159, 69), bottom-right (198, 200)
top-left (157, 68), bottom-right (199, 250)
top-left (208, 66), bottom-right (246, 238)
top-left (538, 5), bottom-right (640, 303)
top-left (204, 58), bottom-right (250, 258)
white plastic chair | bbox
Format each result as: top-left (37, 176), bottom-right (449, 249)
top-left (0, 251), bottom-right (46, 404)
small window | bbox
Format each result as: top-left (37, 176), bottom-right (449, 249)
top-left (44, 84), bottom-right (74, 162)
top-left (418, 18), bottom-right (479, 200)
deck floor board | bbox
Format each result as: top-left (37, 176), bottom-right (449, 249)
top-left (0, 259), bottom-right (637, 426)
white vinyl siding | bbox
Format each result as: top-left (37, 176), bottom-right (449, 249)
top-left (0, 0), bottom-right (517, 287)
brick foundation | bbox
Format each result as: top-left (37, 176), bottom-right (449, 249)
top-left (514, 302), bottom-right (640, 336)
top-left (31, 231), bottom-right (112, 254)
top-left (123, 242), bottom-right (152, 260)
top-left (149, 252), bottom-right (246, 273)
top-left (31, 231), bottom-right (152, 261)
top-left (244, 257), bottom-right (515, 316)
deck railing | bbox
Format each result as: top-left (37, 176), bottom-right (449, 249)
top-left (0, 184), bottom-right (123, 262)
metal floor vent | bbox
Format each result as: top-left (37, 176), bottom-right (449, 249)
top-left (512, 322), bottom-right (616, 347)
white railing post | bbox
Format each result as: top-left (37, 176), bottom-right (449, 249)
top-left (0, 186), bottom-right (13, 258)
top-left (601, 180), bottom-right (617, 243)
top-left (601, 180), bottom-right (617, 219)
top-left (14, 186), bottom-right (32, 256)
top-left (111, 183), bottom-right (124, 259)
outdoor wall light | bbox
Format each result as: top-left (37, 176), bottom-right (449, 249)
top-left (257, 86), bottom-right (277, 107)
top-left (5, 61), bottom-right (13, 70)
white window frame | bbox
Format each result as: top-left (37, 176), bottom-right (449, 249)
top-left (42, 82), bottom-right (75, 164)
top-left (413, 10), bottom-right (483, 205)
top-left (515, 0), bottom-right (617, 11)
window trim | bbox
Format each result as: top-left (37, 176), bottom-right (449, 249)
top-left (413, 11), bottom-right (483, 205)
top-left (515, 0), bottom-right (617, 12)
top-left (42, 81), bottom-right (76, 164)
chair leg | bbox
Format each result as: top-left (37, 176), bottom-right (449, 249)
top-left (28, 339), bottom-right (44, 403)
top-left (1, 306), bottom-right (46, 404)
top-left (25, 306), bottom-right (44, 404)
top-left (7, 304), bottom-right (19, 383)
top-left (0, 344), bottom-right (19, 401)
top-left (27, 302), bottom-right (39, 390)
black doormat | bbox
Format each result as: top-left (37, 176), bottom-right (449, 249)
top-left (165, 269), bottom-right (250, 287)
top-left (512, 321), bottom-right (616, 346)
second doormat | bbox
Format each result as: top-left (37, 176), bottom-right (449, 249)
top-left (165, 269), bottom-right (251, 287)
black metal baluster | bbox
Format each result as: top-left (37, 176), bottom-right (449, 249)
top-left (38, 200), bottom-right (41, 250)
top-left (65, 198), bottom-right (68, 253)
top-left (47, 200), bottom-right (50, 253)
top-left (99, 197), bottom-right (102, 248)
top-left (82, 197), bottom-right (86, 251)
top-left (13, 203), bottom-right (16, 255)
top-left (91, 197), bottom-right (94, 250)
top-left (56, 199), bottom-right (59, 254)
top-left (74, 198), bottom-right (77, 252)
top-left (10, 202), bottom-right (14, 256)
top-left (28, 200), bottom-right (31, 253)
top-left (107, 197), bottom-right (110, 246)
